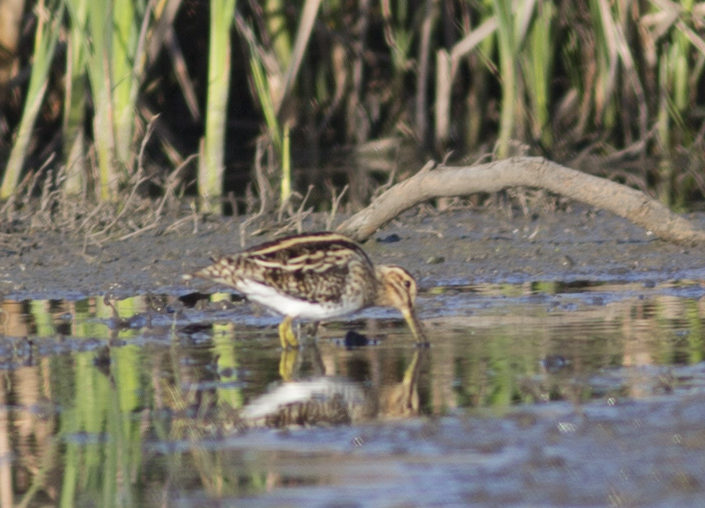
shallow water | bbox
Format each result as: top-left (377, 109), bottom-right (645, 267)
top-left (3, 279), bottom-right (705, 506)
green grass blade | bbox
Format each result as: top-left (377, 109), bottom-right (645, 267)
top-left (0, 0), bottom-right (62, 200)
top-left (521, 1), bottom-right (554, 147)
top-left (265, 0), bottom-right (292, 71)
top-left (83, 0), bottom-right (119, 200)
top-left (199, 0), bottom-right (237, 213)
top-left (249, 50), bottom-right (281, 150)
top-left (281, 121), bottom-right (290, 203)
top-left (277, 0), bottom-right (322, 112)
top-left (63, 0), bottom-right (89, 196)
top-left (111, 0), bottom-right (143, 170)
top-left (492, 0), bottom-right (519, 159)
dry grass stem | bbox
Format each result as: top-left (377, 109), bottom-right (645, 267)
top-left (325, 183), bottom-right (349, 230)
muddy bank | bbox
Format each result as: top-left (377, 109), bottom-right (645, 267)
top-left (1, 203), bottom-right (704, 300)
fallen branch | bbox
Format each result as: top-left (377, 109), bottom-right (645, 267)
top-left (337, 157), bottom-right (705, 246)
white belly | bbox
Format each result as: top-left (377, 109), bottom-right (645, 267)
top-left (237, 280), bottom-right (363, 320)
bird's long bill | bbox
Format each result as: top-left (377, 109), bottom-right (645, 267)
top-left (402, 307), bottom-right (428, 344)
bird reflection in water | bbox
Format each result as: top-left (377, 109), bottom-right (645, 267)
top-left (242, 348), bottom-right (427, 427)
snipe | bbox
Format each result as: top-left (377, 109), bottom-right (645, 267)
top-left (184, 232), bottom-right (425, 348)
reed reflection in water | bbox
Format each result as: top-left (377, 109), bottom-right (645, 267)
top-left (1, 281), bottom-right (705, 505)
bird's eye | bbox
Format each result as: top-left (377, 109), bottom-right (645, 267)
top-left (404, 280), bottom-right (412, 289)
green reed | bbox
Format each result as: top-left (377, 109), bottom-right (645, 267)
top-left (649, 0), bottom-right (703, 205)
top-left (199, 0), bottom-right (237, 213)
top-left (245, 0), bottom-right (320, 207)
top-left (266, 0), bottom-right (292, 69)
top-left (491, 0), bottom-right (520, 159)
top-left (520, 1), bottom-right (554, 149)
top-left (62, 0), bottom-right (89, 196)
top-left (0, 0), bottom-right (62, 200)
top-left (2, 0), bottom-right (705, 210)
top-left (63, 0), bottom-right (148, 201)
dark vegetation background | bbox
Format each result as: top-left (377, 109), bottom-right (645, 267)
top-left (1, 0), bottom-right (705, 223)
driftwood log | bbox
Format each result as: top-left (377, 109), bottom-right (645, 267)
top-left (337, 156), bottom-right (705, 246)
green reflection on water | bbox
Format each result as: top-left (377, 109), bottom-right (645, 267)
top-left (1, 284), bottom-right (705, 505)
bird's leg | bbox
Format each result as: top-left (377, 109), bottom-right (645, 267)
top-left (278, 316), bottom-right (299, 349)
top-left (278, 349), bottom-right (298, 381)
top-left (309, 321), bottom-right (321, 337)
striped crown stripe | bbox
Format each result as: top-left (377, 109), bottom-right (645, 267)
top-left (246, 232), bottom-right (364, 256)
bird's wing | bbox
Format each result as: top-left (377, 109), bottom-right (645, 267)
top-left (239, 235), bottom-right (376, 303)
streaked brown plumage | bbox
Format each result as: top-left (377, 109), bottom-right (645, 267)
top-left (184, 232), bottom-right (425, 348)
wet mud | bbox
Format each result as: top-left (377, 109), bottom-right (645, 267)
top-left (2, 204), bottom-right (704, 298)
